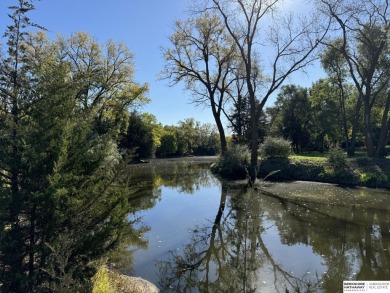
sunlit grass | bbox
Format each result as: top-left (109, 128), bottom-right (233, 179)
top-left (289, 149), bottom-right (389, 161)
top-left (289, 152), bottom-right (327, 161)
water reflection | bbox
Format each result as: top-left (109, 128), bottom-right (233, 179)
top-left (129, 161), bottom-right (218, 209)
top-left (128, 162), bottom-right (390, 293)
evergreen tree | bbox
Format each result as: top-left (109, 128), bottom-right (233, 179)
top-left (0, 1), bottom-right (42, 290)
top-left (0, 4), bottom-right (147, 291)
top-left (120, 112), bottom-right (155, 159)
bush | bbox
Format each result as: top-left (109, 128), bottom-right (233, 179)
top-left (212, 144), bottom-right (250, 179)
top-left (327, 147), bottom-right (347, 171)
top-left (359, 172), bottom-right (388, 187)
top-left (259, 137), bottom-right (291, 159)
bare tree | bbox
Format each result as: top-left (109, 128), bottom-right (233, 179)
top-left (162, 12), bottom-right (237, 154)
top-left (318, 0), bottom-right (390, 157)
top-left (207, 0), bottom-right (329, 185)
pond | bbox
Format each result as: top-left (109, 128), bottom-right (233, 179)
top-left (125, 159), bottom-right (390, 293)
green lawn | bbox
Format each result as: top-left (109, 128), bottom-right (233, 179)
top-left (290, 149), bottom-right (389, 161)
top-left (289, 152), bottom-right (327, 161)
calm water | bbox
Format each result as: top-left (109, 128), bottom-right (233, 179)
top-left (126, 160), bottom-right (390, 293)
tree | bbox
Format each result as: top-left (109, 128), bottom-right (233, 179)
top-left (193, 123), bottom-right (220, 155)
top-left (320, 39), bottom-right (363, 156)
top-left (120, 112), bottom-right (155, 159)
top-left (319, 0), bottom-right (390, 157)
top-left (162, 12), bottom-right (237, 155)
top-left (221, 53), bottom-right (266, 145)
top-left (268, 85), bottom-right (312, 152)
top-left (157, 132), bottom-right (178, 157)
top-left (0, 1), bottom-right (43, 290)
top-left (208, 0), bottom-right (329, 184)
top-left (309, 79), bottom-right (344, 151)
top-left (175, 118), bottom-right (199, 156)
top-left (0, 7), bottom-right (147, 290)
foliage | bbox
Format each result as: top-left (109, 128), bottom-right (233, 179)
top-left (120, 112), bottom-right (156, 158)
top-left (319, 0), bottom-right (390, 157)
top-left (268, 85), bottom-right (312, 152)
top-left (157, 133), bottom-right (178, 157)
top-left (327, 147), bottom-right (347, 171)
top-left (308, 79), bottom-right (344, 151)
top-left (359, 172), bottom-right (388, 187)
top-left (0, 4), bottom-right (146, 290)
top-left (144, 119), bottom-right (221, 158)
top-left (175, 119), bottom-right (198, 156)
top-left (229, 97), bottom-right (268, 145)
top-left (212, 144), bottom-right (250, 179)
top-left (259, 137), bottom-right (292, 159)
top-left (92, 266), bottom-right (116, 293)
top-left (192, 123), bottom-right (220, 155)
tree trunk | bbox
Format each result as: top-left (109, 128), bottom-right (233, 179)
top-left (216, 119), bottom-right (227, 155)
top-left (375, 92), bottom-right (390, 157)
top-left (28, 204), bottom-right (37, 293)
top-left (210, 94), bottom-right (227, 155)
top-left (338, 85), bottom-right (350, 155)
top-left (248, 90), bottom-right (258, 186)
top-left (363, 103), bottom-right (376, 157)
top-left (348, 96), bottom-right (362, 156)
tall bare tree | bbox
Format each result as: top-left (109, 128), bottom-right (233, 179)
top-left (207, 0), bottom-right (329, 185)
top-left (162, 12), bottom-right (237, 154)
top-left (318, 0), bottom-right (390, 157)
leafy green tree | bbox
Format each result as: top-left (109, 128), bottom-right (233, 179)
top-left (193, 123), bottom-right (220, 155)
top-left (320, 39), bottom-right (363, 156)
top-left (175, 118), bottom-right (199, 156)
top-left (268, 85), bottom-right (312, 153)
top-left (308, 79), bottom-right (343, 151)
top-left (157, 133), bottom-right (178, 157)
top-left (319, 0), bottom-right (390, 157)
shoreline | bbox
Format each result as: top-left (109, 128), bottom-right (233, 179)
top-left (130, 155), bottom-right (390, 189)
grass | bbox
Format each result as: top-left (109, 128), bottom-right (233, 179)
top-left (291, 149), bottom-right (390, 161)
top-left (258, 150), bottom-right (390, 189)
top-left (289, 150), bottom-right (371, 161)
top-left (92, 265), bottom-right (158, 293)
top-left (289, 151), bottom-right (327, 161)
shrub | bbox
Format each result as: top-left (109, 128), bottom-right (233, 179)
top-left (327, 147), bottom-right (347, 171)
top-left (212, 144), bottom-right (250, 179)
top-left (359, 172), bottom-right (388, 187)
top-left (259, 137), bottom-right (291, 159)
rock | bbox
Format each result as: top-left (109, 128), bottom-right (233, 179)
top-left (108, 270), bottom-right (159, 293)
top-left (121, 276), bottom-right (159, 293)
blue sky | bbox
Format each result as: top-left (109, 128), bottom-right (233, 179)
top-left (0, 0), bottom-right (325, 127)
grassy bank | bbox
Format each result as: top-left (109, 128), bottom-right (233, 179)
top-left (258, 155), bottom-right (390, 189)
top-left (92, 266), bottom-right (159, 293)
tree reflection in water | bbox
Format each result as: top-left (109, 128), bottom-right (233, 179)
top-left (156, 181), bottom-right (390, 293)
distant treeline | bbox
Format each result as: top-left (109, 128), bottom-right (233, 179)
top-left (120, 114), bottom-right (221, 159)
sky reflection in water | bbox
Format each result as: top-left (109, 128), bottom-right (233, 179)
top-left (127, 162), bottom-right (390, 293)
